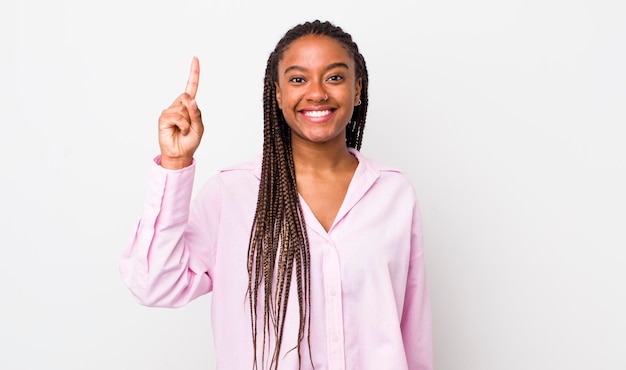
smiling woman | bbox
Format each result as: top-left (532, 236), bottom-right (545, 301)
top-left (274, 34), bottom-right (363, 234)
top-left (275, 34), bottom-right (362, 150)
top-left (119, 20), bottom-right (433, 370)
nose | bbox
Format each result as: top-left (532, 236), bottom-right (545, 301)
top-left (307, 80), bottom-right (328, 103)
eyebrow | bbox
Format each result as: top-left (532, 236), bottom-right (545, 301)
top-left (283, 62), bottom-right (351, 75)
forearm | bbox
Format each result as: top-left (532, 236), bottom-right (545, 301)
top-left (119, 157), bottom-right (212, 307)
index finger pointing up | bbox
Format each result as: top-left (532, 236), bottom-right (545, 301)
top-left (185, 56), bottom-right (200, 99)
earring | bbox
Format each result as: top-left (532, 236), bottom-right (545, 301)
top-left (356, 99), bottom-right (362, 106)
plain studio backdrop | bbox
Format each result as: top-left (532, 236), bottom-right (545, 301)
top-left (1, 0), bottom-right (624, 369)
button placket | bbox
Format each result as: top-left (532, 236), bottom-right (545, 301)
top-left (323, 238), bottom-right (345, 370)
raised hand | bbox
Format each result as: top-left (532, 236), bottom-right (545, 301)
top-left (158, 57), bottom-right (204, 169)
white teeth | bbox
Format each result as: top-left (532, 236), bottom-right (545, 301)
top-left (304, 110), bottom-right (331, 117)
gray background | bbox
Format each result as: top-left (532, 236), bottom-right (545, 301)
top-left (1, 0), bottom-right (624, 369)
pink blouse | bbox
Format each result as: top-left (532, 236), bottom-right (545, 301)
top-left (120, 148), bottom-right (433, 369)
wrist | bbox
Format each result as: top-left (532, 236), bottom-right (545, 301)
top-left (159, 155), bottom-right (193, 170)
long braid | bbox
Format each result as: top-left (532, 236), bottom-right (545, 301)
top-left (247, 20), bottom-right (369, 369)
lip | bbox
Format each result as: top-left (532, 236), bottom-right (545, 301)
top-left (299, 107), bottom-right (335, 123)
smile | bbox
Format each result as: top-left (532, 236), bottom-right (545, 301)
top-left (302, 109), bottom-right (333, 118)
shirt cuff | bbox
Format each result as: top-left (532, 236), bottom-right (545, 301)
top-left (142, 155), bottom-right (196, 225)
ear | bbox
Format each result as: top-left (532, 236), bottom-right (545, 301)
top-left (354, 78), bottom-right (362, 106)
top-left (274, 82), bottom-right (283, 109)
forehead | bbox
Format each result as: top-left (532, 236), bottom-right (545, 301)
top-left (279, 34), bottom-right (354, 70)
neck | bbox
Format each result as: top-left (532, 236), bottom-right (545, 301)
top-left (291, 137), bottom-right (357, 175)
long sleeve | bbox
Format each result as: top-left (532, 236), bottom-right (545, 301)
top-left (401, 199), bottom-right (434, 369)
top-left (119, 157), bottom-right (218, 307)
top-left (118, 150), bottom-right (435, 369)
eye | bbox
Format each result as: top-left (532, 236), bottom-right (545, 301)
top-left (327, 74), bottom-right (344, 83)
top-left (289, 76), bottom-right (305, 84)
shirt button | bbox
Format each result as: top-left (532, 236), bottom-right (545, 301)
top-left (332, 335), bottom-right (339, 342)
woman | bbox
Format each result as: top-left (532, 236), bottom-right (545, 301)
top-left (120, 20), bottom-right (433, 370)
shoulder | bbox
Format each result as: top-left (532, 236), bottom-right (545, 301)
top-left (351, 148), bottom-right (415, 190)
top-left (217, 153), bottom-right (262, 180)
top-left (350, 148), bottom-right (403, 172)
top-left (195, 154), bottom-right (261, 198)
top-left (351, 149), bottom-right (422, 212)
top-left (212, 154), bottom-right (263, 183)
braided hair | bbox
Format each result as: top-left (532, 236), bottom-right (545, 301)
top-left (247, 20), bottom-right (369, 369)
